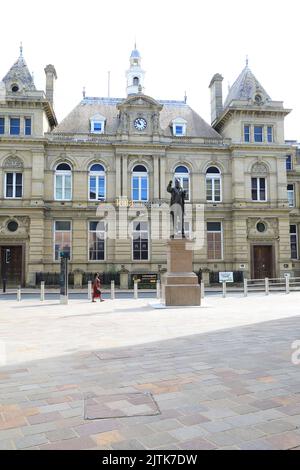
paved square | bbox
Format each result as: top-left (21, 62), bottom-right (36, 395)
top-left (0, 293), bottom-right (300, 450)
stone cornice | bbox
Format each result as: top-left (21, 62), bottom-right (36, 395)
top-left (214, 106), bottom-right (291, 133)
top-left (229, 143), bottom-right (291, 152)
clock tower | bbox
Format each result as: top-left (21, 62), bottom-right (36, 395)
top-left (126, 44), bottom-right (145, 96)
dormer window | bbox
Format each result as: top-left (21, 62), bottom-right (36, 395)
top-left (92, 122), bottom-right (102, 133)
top-left (172, 117), bottom-right (187, 137)
top-left (90, 114), bottom-right (106, 134)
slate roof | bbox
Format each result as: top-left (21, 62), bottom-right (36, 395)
top-left (224, 65), bottom-right (271, 108)
top-left (53, 96), bottom-right (222, 139)
top-left (2, 53), bottom-right (36, 91)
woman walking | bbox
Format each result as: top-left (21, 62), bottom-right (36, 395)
top-left (92, 273), bottom-right (104, 302)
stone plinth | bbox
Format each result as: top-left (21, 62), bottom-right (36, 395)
top-left (161, 239), bottom-right (201, 306)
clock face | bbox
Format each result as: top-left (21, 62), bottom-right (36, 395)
top-left (134, 117), bottom-right (147, 131)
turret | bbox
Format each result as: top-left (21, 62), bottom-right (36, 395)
top-left (126, 44), bottom-right (145, 96)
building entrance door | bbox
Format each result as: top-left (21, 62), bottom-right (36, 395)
top-left (252, 245), bottom-right (273, 279)
top-left (0, 246), bottom-right (23, 287)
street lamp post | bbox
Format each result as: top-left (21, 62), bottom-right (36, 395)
top-left (60, 251), bottom-right (69, 304)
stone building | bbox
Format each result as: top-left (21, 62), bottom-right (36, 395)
top-left (0, 46), bottom-right (297, 287)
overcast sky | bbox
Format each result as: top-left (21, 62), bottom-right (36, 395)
top-left (0, 0), bottom-right (299, 140)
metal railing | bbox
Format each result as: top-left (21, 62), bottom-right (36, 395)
top-left (242, 276), bottom-right (297, 296)
top-left (2, 276), bottom-right (300, 302)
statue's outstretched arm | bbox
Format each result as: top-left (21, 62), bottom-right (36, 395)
top-left (167, 181), bottom-right (173, 193)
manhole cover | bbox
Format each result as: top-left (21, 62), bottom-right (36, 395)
top-left (84, 392), bottom-right (160, 420)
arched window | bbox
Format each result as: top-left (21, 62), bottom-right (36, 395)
top-left (174, 165), bottom-right (190, 200)
top-left (89, 163), bottom-right (106, 201)
top-left (55, 163), bottom-right (72, 200)
top-left (133, 77), bottom-right (139, 86)
top-left (3, 156), bottom-right (24, 199)
top-left (206, 166), bottom-right (221, 202)
top-left (251, 163), bottom-right (268, 202)
top-left (132, 165), bottom-right (148, 201)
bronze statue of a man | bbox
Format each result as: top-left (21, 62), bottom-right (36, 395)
top-left (167, 179), bottom-right (187, 238)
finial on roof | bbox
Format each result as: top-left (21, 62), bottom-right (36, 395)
top-left (82, 86), bottom-right (86, 98)
top-left (184, 91), bottom-right (187, 103)
top-left (20, 41), bottom-right (23, 57)
top-left (134, 37), bottom-right (137, 49)
top-left (246, 54), bottom-right (248, 67)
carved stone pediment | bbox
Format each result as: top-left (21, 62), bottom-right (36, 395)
top-left (251, 162), bottom-right (268, 175)
top-left (3, 156), bottom-right (24, 169)
top-left (118, 94), bottom-right (163, 111)
top-left (116, 94), bottom-right (163, 136)
top-left (247, 217), bottom-right (278, 239)
top-left (0, 216), bottom-right (30, 239)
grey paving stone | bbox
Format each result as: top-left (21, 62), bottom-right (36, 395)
top-left (178, 438), bottom-right (217, 450)
top-left (46, 428), bottom-right (78, 442)
top-left (238, 439), bottom-right (278, 450)
top-left (0, 439), bottom-right (15, 450)
top-left (37, 403), bottom-right (71, 413)
top-left (255, 420), bottom-right (297, 435)
top-left (0, 428), bottom-right (23, 441)
top-left (140, 432), bottom-right (178, 448)
top-left (224, 426), bottom-right (266, 442)
top-left (117, 424), bottom-right (153, 438)
top-left (111, 439), bottom-right (146, 450)
top-left (169, 425), bottom-right (208, 441)
top-left (177, 414), bottom-right (210, 426)
top-left (20, 422), bottom-right (57, 436)
top-left (206, 431), bottom-right (243, 447)
top-left (225, 412), bottom-right (266, 427)
top-left (201, 408), bottom-right (237, 420)
top-left (149, 419), bottom-right (182, 432)
top-left (200, 421), bottom-right (234, 433)
top-left (14, 434), bottom-right (49, 449)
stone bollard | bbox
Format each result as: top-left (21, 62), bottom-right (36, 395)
top-left (265, 278), bottom-right (269, 296)
top-left (222, 281), bottom-right (226, 298)
top-left (88, 281), bottom-right (92, 300)
top-left (134, 280), bottom-right (138, 299)
top-left (201, 280), bottom-right (205, 299)
top-left (111, 280), bottom-right (115, 300)
top-left (40, 281), bottom-right (45, 302)
top-left (244, 278), bottom-right (248, 297)
top-left (286, 275), bottom-right (290, 294)
top-left (17, 286), bottom-right (21, 302)
top-left (156, 280), bottom-right (160, 299)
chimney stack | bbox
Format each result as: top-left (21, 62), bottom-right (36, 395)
top-left (209, 73), bottom-right (223, 125)
top-left (44, 64), bottom-right (57, 107)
